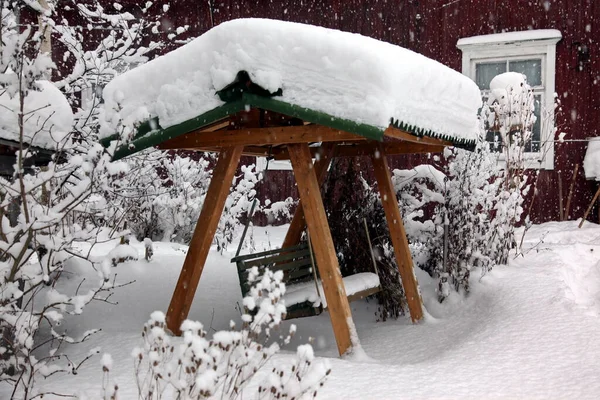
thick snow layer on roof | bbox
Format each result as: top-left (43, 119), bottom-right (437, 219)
top-left (101, 18), bottom-right (482, 143)
top-left (583, 139), bottom-right (600, 180)
top-left (457, 29), bottom-right (562, 47)
top-left (0, 80), bottom-right (73, 149)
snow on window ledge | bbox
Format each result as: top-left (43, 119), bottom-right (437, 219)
top-left (457, 29), bottom-right (562, 48)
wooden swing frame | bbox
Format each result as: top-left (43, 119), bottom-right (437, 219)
top-left (156, 121), bottom-right (449, 356)
top-left (107, 75), bottom-right (473, 357)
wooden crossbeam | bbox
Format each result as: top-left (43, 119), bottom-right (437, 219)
top-left (165, 146), bottom-right (244, 335)
top-left (189, 141), bottom-right (444, 159)
top-left (272, 141), bottom-right (445, 160)
top-left (288, 143), bottom-right (355, 356)
top-left (384, 125), bottom-right (453, 147)
top-left (158, 125), bottom-right (365, 150)
top-left (335, 142), bottom-right (445, 157)
top-left (282, 143), bottom-right (336, 248)
top-left (371, 143), bottom-right (424, 323)
top-left (199, 120), bottom-right (230, 132)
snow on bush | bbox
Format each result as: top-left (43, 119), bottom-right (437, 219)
top-left (107, 244), bottom-right (139, 267)
top-left (119, 268), bottom-right (330, 399)
top-left (108, 149), bottom-right (213, 243)
top-left (0, 2), bottom-right (189, 397)
top-left (322, 135), bottom-right (526, 308)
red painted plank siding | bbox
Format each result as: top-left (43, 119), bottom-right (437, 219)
top-left (40, 1), bottom-right (600, 223)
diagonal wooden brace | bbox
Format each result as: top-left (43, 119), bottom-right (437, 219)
top-left (370, 143), bottom-right (424, 322)
top-left (166, 146), bottom-right (244, 335)
top-left (282, 143), bottom-right (336, 248)
top-left (288, 143), bottom-right (356, 356)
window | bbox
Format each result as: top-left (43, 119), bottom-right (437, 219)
top-left (457, 30), bottom-right (562, 169)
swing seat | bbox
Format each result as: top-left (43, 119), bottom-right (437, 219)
top-left (231, 243), bottom-right (382, 319)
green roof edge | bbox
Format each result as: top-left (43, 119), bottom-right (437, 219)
top-left (106, 84), bottom-right (475, 160)
top-left (111, 100), bottom-right (246, 161)
top-left (390, 118), bottom-right (476, 151)
top-left (108, 94), bottom-right (388, 161)
top-left (241, 92), bottom-right (385, 142)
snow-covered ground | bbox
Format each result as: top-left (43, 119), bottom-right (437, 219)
top-left (6, 221), bottom-right (600, 399)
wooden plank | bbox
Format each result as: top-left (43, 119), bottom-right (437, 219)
top-left (384, 125), bottom-right (453, 147)
top-left (272, 141), bottom-right (445, 160)
top-left (371, 143), bottom-right (424, 323)
top-left (288, 143), bottom-right (355, 356)
top-left (157, 125), bottom-right (365, 150)
top-left (558, 171), bottom-right (564, 221)
top-left (565, 163), bottom-right (579, 220)
top-left (282, 143), bottom-right (336, 248)
top-left (242, 146), bottom-right (286, 158)
top-left (199, 120), bottom-right (230, 132)
top-left (237, 251), bottom-right (311, 270)
top-left (165, 146), bottom-right (244, 335)
top-left (231, 243), bottom-right (308, 262)
top-left (578, 185), bottom-right (600, 228)
top-left (172, 145), bottom-right (285, 158)
top-left (346, 286), bottom-right (381, 303)
top-left (194, 139), bottom-right (444, 160)
top-left (334, 142), bottom-right (446, 157)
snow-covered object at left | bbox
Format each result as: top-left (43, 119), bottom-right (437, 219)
top-left (583, 138), bottom-right (600, 180)
top-left (0, 80), bottom-right (73, 149)
top-left (101, 18), bottom-right (482, 144)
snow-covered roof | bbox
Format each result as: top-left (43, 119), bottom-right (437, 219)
top-left (583, 139), bottom-right (600, 180)
top-left (457, 29), bottom-right (562, 47)
top-left (0, 80), bottom-right (73, 149)
top-left (101, 18), bottom-right (482, 157)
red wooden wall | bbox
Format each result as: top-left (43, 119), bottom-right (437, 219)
top-left (29, 0), bottom-right (600, 224)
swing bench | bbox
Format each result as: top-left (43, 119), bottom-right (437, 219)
top-left (231, 241), bottom-right (382, 319)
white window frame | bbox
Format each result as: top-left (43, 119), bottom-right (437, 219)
top-left (457, 30), bottom-right (562, 170)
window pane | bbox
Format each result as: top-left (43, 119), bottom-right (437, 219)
top-left (524, 94), bottom-right (542, 152)
top-left (486, 130), bottom-right (503, 152)
top-left (509, 59), bottom-right (542, 86)
top-left (476, 62), bottom-right (506, 90)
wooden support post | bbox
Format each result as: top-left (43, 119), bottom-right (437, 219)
top-left (579, 185), bottom-right (600, 228)
top-left (370, 143), bottom-right (424, 322)
top-left (565, 163), bottom-right (579, 220)
top-left (288, 143), bottom-right (355, 356)
top-left (282, 143), bottom-right (336, 248)
top-left (166, 146), bottom-right (244, 335)
top-left (558, 171), bottom-right (564, 221)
